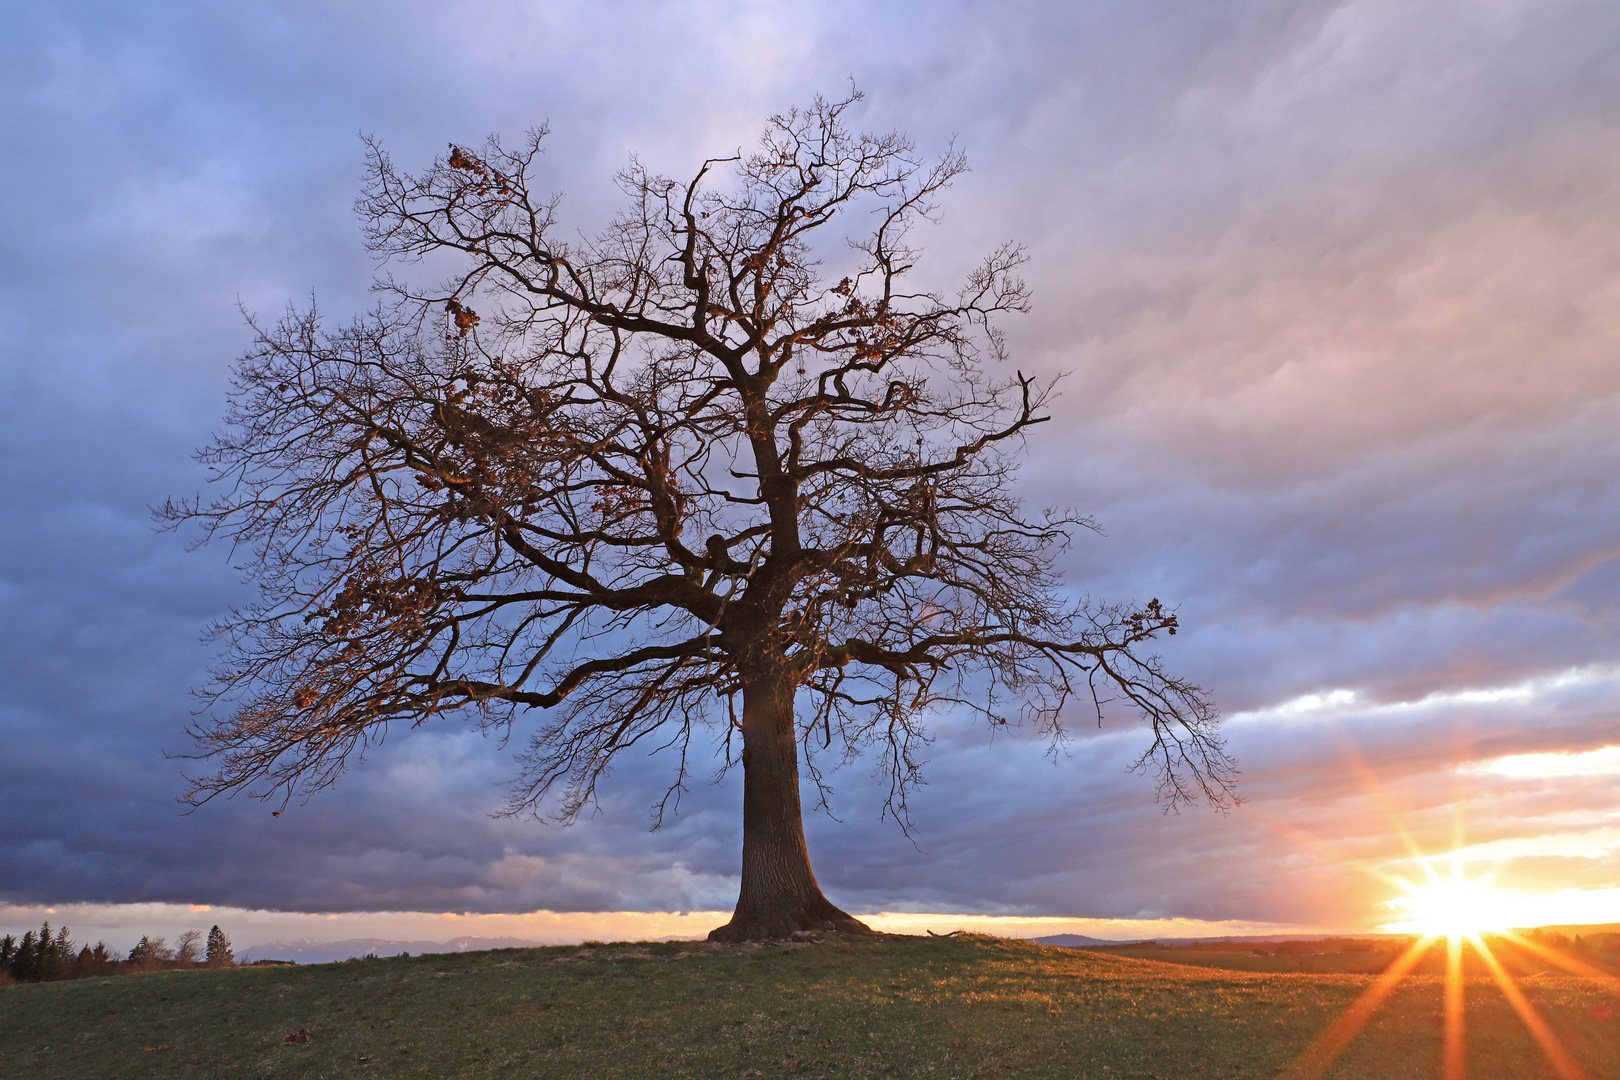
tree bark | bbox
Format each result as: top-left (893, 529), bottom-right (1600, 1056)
top-left (708, 670), bottom-right (872, 941)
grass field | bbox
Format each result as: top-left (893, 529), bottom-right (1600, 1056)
top-left (1079, 946), bottom-right (1400, 976)
top-left (1080, 935), bottom-right (1620, 977)
top-left (3, 934), bottom-right (1618, 1079)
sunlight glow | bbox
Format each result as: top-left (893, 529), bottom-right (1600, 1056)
top-left (1277, 937), bottom-right (1434, 1080)
top-left (1383, 869), bottom-right (1521, 936)
top-left (1473, 934), bottom-right (1591, 1080)
top-left (1443, 934), bottom-right (1466, 1080)
top-left (1279, 738), bottom-right (1610, 1080)
top-left (1481, 744), bottom-right (1620, 778)
top-left (1433, 827), bottom-right (1620, 863)
top-left (1498, 929), bottom-right (1620, 992)
top-left (1380, 883), bottom-right (1620, 933)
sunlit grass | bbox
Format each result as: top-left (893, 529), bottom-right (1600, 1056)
top-left (4, 934), bottom-right (1619, 1079)
top-left (1277, 936), bottom-right (1434, 1080)
top-left (1261, 735), bottom-right (1620, 1080)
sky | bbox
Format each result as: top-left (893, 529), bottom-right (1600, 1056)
top-left (4, 0), bottom-right (1620, 953)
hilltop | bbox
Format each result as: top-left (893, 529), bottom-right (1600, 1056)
top-left (2, 934), bottom-right (1616, 1079)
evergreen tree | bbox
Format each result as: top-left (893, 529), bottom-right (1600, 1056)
top-left (128, 935), bottom-right (151, 968)
top-left (11, 930), bottom-right (38, 982)
top-left (205, 925), bottom-right (233, 966)
top-left (0, 934), bottom-right (15, 968)
top-left (34, 922), bottom-right (58, 980)
top-left (47, 926), bottom-right (74, 980)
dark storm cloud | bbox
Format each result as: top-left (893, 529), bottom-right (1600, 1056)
top-left (4, 0), bottom-right (1620, 930)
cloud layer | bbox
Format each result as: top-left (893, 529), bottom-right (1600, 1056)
top-left (4, 0), bottom-right (1620, 937)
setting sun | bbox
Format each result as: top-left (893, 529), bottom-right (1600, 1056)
top-left (1383, 868), bottom-right (1522, 937)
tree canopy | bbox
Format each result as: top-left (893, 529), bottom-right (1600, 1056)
top-left (165, 92), bottom-right (1231, 938)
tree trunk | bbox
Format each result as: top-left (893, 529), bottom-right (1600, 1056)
top-left (709, 670), bottom-right (872, 941)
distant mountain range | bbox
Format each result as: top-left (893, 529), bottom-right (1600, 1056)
top-left (1029, 933), bottom-right (1408, 948)
top-left (248, 932), bottom-right (1136, 963)
top-left (242, 930), bottom-right (1412, 964)
top-left (237, 936), bottom-right (555, 964)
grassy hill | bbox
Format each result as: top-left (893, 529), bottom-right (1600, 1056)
top-left (1074, 933), bottom-right (1620, 978)
top-left (3, 934), bottom-right (1617, 1079)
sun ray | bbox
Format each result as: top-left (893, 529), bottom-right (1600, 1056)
top-left (1261, 735), bottom-right (1455, 908)
top-left (1496, 930), bottom-right (1620, 995)
top-left (1380, 841), bottom-right (1526, 937)
top-left (1278, 936), bottom-right (1435, 1080)
top-left (1249, 808), bottom-right (1415, 896)
top-left (1336, 735), bottom-right (1447, 883)
top-left (1472, 932), bottom-right (1590, 1080)
top-left (1269, 735), bottom-right (1611, 1080)
top-left (1443, 932), bottom-right (1466, 1080)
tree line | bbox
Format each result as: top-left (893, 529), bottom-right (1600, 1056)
top-left (0, 923), bottom-right (233, 983)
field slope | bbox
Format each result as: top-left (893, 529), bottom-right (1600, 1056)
top-left (3, 935), bottom-right (1616, 1079)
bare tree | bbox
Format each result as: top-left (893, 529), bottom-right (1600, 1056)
top-left (164, 92), bottom-right (1231, 940)
top-left (128, 935), bottom-right (173, 971)
top-left (174, 930), bottom-right (204, 966)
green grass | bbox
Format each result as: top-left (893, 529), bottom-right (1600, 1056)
top-left (1081, 946), bottom-right (1399, 976)
top-left (3, 935), bottom-right (1617, 1079)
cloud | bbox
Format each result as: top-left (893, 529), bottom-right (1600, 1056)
top-left (3, 0), bottom-right (1620, 934)
top-left (1479, 745), bottom-right (1620, 779)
